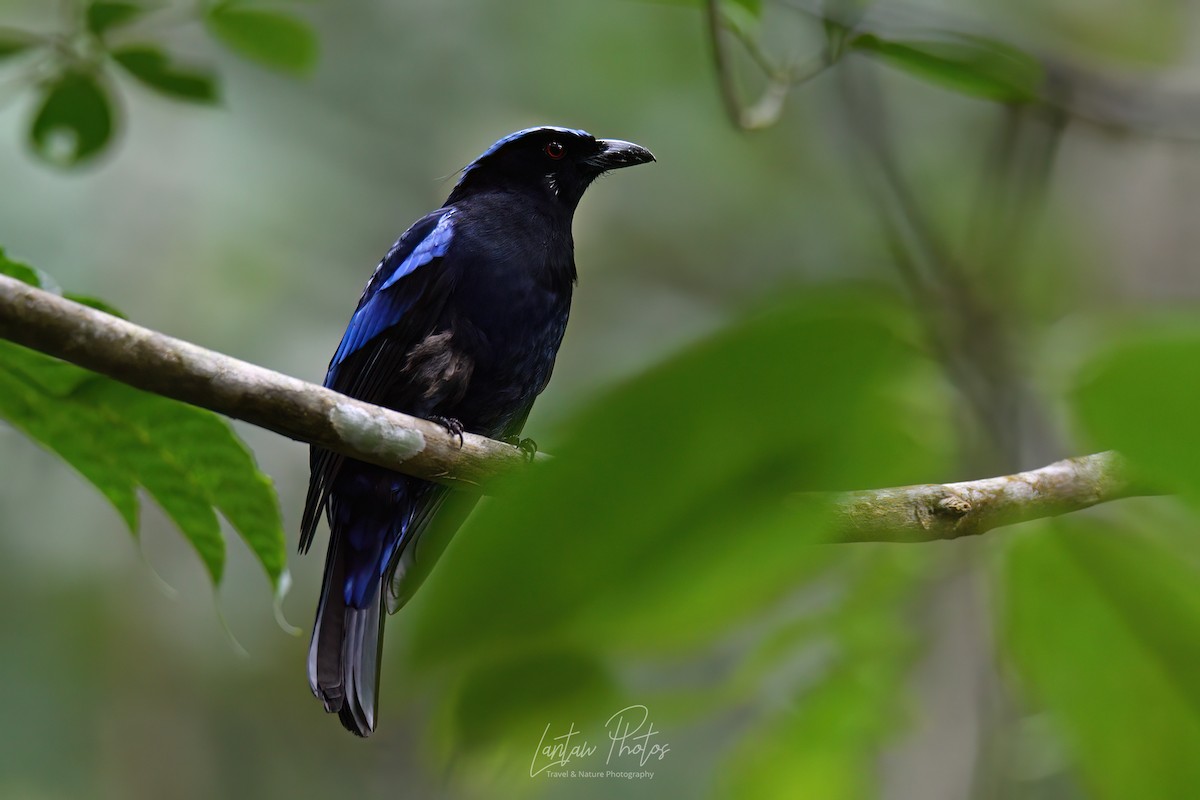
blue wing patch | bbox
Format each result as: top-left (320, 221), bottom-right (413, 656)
top-left (328, 209), bottom-right (456, 376)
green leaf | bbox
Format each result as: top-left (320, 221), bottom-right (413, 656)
top-left (29, 71), bottom-right (115, 167)
top-left (0, 249), bottom-right (42, 287)
top-left (1071, 327), bottom-right (1200, 504)
top-left (0, 348), bottom-right (139, 528)
top-left (407, 288), bottom-right (950, 666)
top-left (402, 290), bottom-right (947, 774)
top-left (0, 340), bottom-right (285, 588)
top-left (850, 33), bottom-right (1044, 103)
top-left (112, 46), bottom-right (218, 103)
top-left (86, 2), bottom-right (146, 36)
top-left (1001, 520), bottom-right (1200, 798)
top-left (205, 5), bottom-right (317, 75)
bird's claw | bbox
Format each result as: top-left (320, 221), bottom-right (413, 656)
top-left (430, 416), bottom-right (465, 448)
top-left (501, 434), bottom-right (538, 462)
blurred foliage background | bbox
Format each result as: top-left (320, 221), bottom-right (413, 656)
top-left (3, 0), bottom-right (1200, 798)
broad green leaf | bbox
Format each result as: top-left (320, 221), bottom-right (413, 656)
top-left (0, 340), bottom-right (285, 588)
top-left (407, 289), bottom-right (950, 666)
top-left (0, 349), bottom-right (139, 529)
top-left (400, 288), bottom-right (948, 772)
top-left (850, 33), bottom-right (1044, 103)
top-left (0, 338), bottom-right (95, 397)
top-left (1001, 520), bottom-right (1200, 798)
top-left (86, 2), bottom-right (145, 36)
top-left (205, 5), bottom-right (317, 75)
top-left (29, 71), bottom-right (115, 167)
top-left (1071, 328), bottom-right (1200, 504)
top-left (112, 46), bottom-right (218, 103)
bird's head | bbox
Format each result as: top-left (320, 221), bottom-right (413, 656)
top-left (446, 126), bottom-right (654, 212)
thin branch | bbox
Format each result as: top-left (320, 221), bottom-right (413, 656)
top-left (706, 0), bottom-right (748, 127)
top-left (830, 451), bottom-right (1151, 543)
top-left (705, 0), bottom-right (832, 130)
top-left (0, 276), bottom-right (1157, 540)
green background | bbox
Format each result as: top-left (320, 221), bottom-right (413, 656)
top-left (2, 1), bottom-right (1200, 798)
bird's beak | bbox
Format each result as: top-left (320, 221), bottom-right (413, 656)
top-left (585, 139), bottom-right (656, 173)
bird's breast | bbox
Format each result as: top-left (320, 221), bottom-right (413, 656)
top-left (440, 262), bottom-right (571, 434)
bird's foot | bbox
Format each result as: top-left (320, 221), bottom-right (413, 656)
top-left (430, 416), bottom-right (465, 448)
top-left (501, 434), bottom-right (538, 462)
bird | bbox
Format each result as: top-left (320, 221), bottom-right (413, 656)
top-left (299, 126), bottom-right (654, 736)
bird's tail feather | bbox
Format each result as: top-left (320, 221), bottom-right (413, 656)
top-left (308, 534), bottom-right (385, 737)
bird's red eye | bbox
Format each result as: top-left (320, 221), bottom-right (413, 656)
top-left (544, 141), bottom-right (565, 160)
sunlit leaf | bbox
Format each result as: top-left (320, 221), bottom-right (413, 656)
top-left (1071, 327), bottom-right (1200, 504)
top-left (205, 5), bottom-right (317, 75)
top-left (86, 2), bottom-right (146, 36)
top-left (113, 46), bottom-right (218, 103)
top-left (1002, 520), bottom-right (1200, 798)
top-left (29, 71), bottom-right (116, 167)
top-left (850, 33), bottom-right (1044, 103)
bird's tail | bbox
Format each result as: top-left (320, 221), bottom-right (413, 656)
top-left (308, 534), bottom-right (385, 737)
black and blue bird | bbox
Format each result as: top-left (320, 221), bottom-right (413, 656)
top-left (299, 127), bottom-right (654, 736)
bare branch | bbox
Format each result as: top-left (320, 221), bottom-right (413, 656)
top-left (830, 451), bottom-right (1151, 543)
top-left (0, 274), bottom-right (532, 489)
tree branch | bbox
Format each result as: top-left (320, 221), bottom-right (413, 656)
top-left (0, 275), bottom-right (1157, 539)
top-left (0, 274), bottom-right (532, 489)
top-left (830, 451), bottom-right (1150, 543)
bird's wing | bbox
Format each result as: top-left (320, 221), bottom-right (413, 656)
top-left (325, 208), bottom-right (458, 394)
top-left (300, 207), bottom-right (459, 553)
